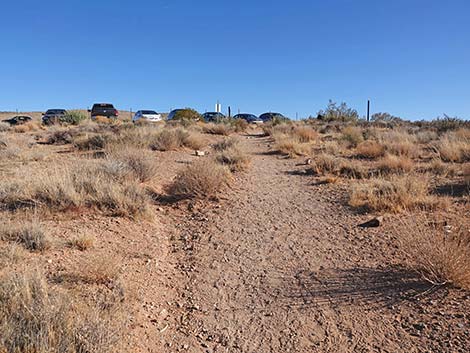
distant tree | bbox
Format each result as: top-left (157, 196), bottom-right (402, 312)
top-left (317, 100), bottom-right (358, 122)
top-left (371, 112), bottom-right (403, 122)
top-left (172, 108), bottom-right (202, 121)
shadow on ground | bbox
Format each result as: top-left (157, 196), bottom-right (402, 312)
top-left (274, 266), bottom-right (432, 309)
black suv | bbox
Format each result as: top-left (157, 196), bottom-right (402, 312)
top-left (42, 109), bottom-right (67, 125)
top-left (89, 103), bottom-right (119, 120)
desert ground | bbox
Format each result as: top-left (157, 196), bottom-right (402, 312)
top-left (0, 112), bottom-right (469, 353)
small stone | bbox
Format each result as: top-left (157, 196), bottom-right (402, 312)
top-left (195, 150), bottom-right (206, 156)
top-left (358, 216), bottom-right (384, 228)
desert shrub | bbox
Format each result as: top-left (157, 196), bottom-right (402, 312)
top-left (166, 159), bottom-right (230, 199)
top-left (231, 118), bottom-right (249, 132)
top-left (0, 221), bottom-right (50, 252)
top-left (317, 100), bottom-right (359, 122)
top-left (341, 126), bottom-right (364, 148)
top-left (399, 220), bottom-right (470, 289)
top-left (68, 235), bottom-right (94, 251)
top-left (62, 111), bottom-right (88, 125)
top-left (71, 256), bottom-right (121, 285)
top-left (13, 122), bottom-right (42, 133)
top-left (0, 244), bottom-right (24, 268)
top-left (0, 122), bottom-right (10, 132)
top-left (434, 134), bottom-right (470, 163)
top-left (429, 115), bottom-right (469, 133)
top-left (349, 175), bottom-right (441, 213)
top-left (415, 130), bottom-right (438, 144)
top-left (46, 129), bottom-right (79, 145)
top-left (171, 108), bottom-right (202, 122)
top-left (0, 269), bottom-right (123, 353)
top-left (309, 153), bottom-right (338, 175)
top-left (376, 154), bottom-right (413, 175)
top-left (355, 140), bottom-right (385, 159)
top-left (182, 132), bottom-right (207, 150)
top-left (215, 147), bottom-right (251, 172)
top-left (464, 164), bottom-right (470, 185)
top-left (73, 134), bottom-right (109, 150)
top-left (150, 129), bottom-right (187, 151)
top-left (107, 148), bottom-right (157, 182)
top-left (0, 163), bottom-right (151, 218)
top-left (213, 137), bottom-right (238, 152)
top-left (338, 159), bottom-right (368, 179)
top-left (202, 123), bottom-right (233, 136)
top-left (292, 126), bottom-right (317, 143)
top-left (274, 134), bottom-right (311, 157)
top-left (387, 140), bottom-right (417, 157)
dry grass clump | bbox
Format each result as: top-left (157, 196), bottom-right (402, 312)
top-left (434, 134), bottom-right (470, 163)
top-left (292, 126), bottom-right (318, 143)
top-left (149, 128), bottom-right (205, 151)
top-left (349, 175), bottom-right (441, 213)
top-left (202, 123), bottom-right (233, 136)
top-left (0, 269), bottom-right (122, 353)
top-left (106, 148), bottom-right (157, 182)
top-left (399, 220), bottom-right (470, 289)
top-left (73, 134), bottom-right (109, 150)
top-left (338, 159), bottom-right (368, 179)
top-left (377, 130), bottom-right (418, 157)
top-left (166, 159), bottom-right (230, 199)
top-left (13, 121), bottom-right (42, 133)
top-left (216, 147), bottom-right (251, 172)
top-left (0, 244), bottom-right (24, 267)
top-left (309, 153), bottom-right (337, 175)
top-left (0, 122), bottom-right (11, 132)
top-left (73, 256), bottom-right (121, 285)
top-left (0, 163), bottom-right (151, 218)
top-left (0, 221), bottom-right (51, 251)
top-left (68, 235), bottom-right (94, 251)
top-left (213, 137), bottom-right (239, 152)
top-left (341, 126), bottom-right (364, 148)
top-left (46, 129), bottom-right (78, 145)
top-left (231, 119), bottom-right (249, 133)
top-left (274, 134), bottom-right (312, 157)
top-left (376, 154), bottom-right (414, 175)
top-left (464, 164), bottom-right (470, 184)
top-left (355, 140), bottom-right (385, 159)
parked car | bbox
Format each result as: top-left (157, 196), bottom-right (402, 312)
top-left (133, 110), bottom-right (162, 123)
top-left (167, 109), bottom-right (184, 120)
top-left (202, 112), bottom-right (226, 122)
top-left (42, 109), bottom-right (67, 125)
top-left (233, 113), bottom-right (263, 124)
top-left (89, 103), bottom-right (118, 120)
top-left (259, 112), bottom-right (288, 122)
top-left (2, 115), bottom-right (32, 125)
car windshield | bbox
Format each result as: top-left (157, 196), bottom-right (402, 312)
top-left (141, 110), bottom-right (157, 115)
top-left (46, 109), bottom-right (66, 114)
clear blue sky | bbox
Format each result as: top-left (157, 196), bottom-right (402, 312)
top-left (1, 0), bottom-right (469, 120)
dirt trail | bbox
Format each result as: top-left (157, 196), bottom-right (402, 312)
top-left (167, 134), bottom-right (469, 353)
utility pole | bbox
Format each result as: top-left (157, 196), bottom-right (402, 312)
top-left (228, 106), bottom-right (231, 118)
top-left (367, 100), bottom-right (370, 122)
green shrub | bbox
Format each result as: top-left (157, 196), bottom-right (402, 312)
top-left (171, 108), bottom-right (202, 122)
top-left (62, 111), bottom-right (88, 125)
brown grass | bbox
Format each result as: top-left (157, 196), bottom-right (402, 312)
top-left (0, 244), bottom-right (24, 267)
top-left (213, 137), bottom-right (239, 152)
top-left (73, 134), bottom-right (109, 150)
top-left (0, 269), bottom-right (123, 352)
top-left (106, 148), bottom-right (157, 182)
top-left (274, 134), bottom-right (312, 157)
top-left (435, 135), bottom-right (470, 163)
top-left (464, 164), bottom-right (470, 184)
top-left (349, 175), bottom-right (443, 213)
top-left (73, 256), bottom-right (121, 285)
top-left (309, 153), bottom-right (337, 175)
top-left (202, 123), bottom-right (233, 136)
top-left (68, 235), bottom-right (94, 251)
top-left (216, 147), bottom-right (251, 172)
top-left (376, 154), bottom-right (414, 175)
top-left (399, 219), bottom-right (470, 289)
top-left (341, 126), bottom-right (364, 148)
top-left (0, 221), bottom-right (51, 251)
top-left (0, 162), bottom-right (151, 218)
top-left (0, 122), bottom-right (11, 132)
top-left (166, 159), bottom-right (231, 199)
top-left (13, 121), bottom-right (42, 133)
top-left (355, 140), bottom-right (385, 159)
top-left (292, 126), bottom-right (318, 143)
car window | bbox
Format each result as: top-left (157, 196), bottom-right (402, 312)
top-left (141, 110), bottom-right (157, 115)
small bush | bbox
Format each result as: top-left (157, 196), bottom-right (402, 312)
top-left (62, 111), bottom-right (88, 125)
top-left (216, 147), bottom-right (251, 172)
top-left (338, 160), bottom-right (368, 179)
top-left (341, 126), bottom-right (364, 148)
top-left (68, 235), bottom-right (94, 251)
top-left (171, 108), bottom-right (202, 121)
top-left (46, 129), bottom-right (78, 145)
top-left (399, 220), bottom-right (470, 289)
top-left (13, 121), bottom-right (42, 133)
top-left (107, 149), bottom-right (157, 182)
top-left (0, 244), bottom-right (24, 267)
top-left (182, 132), bottom-right (207, 150)
top-left (355, 140), bottom-right (385, 159)
top-left (149, 129), bottom-right (189, 151)
top-left (74, 134), bottom-right (109, 150)
top-left (0, 122), bottom-right (11, 132)
top-left (274, 134), bottom-right (311, 157)
top-left (349, 175), bottom-right (441, 213)
top-left (376, 154), bottom-right (413, 175)
top-left (166, 159), bottom-right (230, 199)
top-left (231, 119), bottom-right (249, 132)
top-left (73, 256), bottom-right (121, 285)
top-left (202, 123), bottom-right (233, 136)
top-left (0, 221), bottom-right (50, 252)
top-left (309, 153), bottom-right (338, 175)
top-left (435, 135), bottom-right (470, 163)
top-left (213, 137), bottom-right (238, 152)
top-left (0, 269), bottom-right (123, 352)
top-left (292, 126), bottom-right (317, 143)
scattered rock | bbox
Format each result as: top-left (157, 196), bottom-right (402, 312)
top-left (195, 150), bottom-right (206, 156)
top-left (358, 216), bottom-right (384, 228)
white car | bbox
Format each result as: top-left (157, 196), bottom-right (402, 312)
top-left (133, 110), bottom-right (162, 123)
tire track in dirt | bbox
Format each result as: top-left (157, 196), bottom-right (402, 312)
top-left (169, 134), bottom-right (441, 353)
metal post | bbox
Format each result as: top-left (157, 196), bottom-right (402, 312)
top-left (367, 100), bottom-right (370, 122)
top-left (228, 106), bottom-right (231, 118)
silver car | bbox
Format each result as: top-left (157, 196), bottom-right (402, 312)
top-left (133, 110), bottom-right (162, 123)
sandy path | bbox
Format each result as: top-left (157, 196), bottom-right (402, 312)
top-left (167, 134), bottom-right (469, 353)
